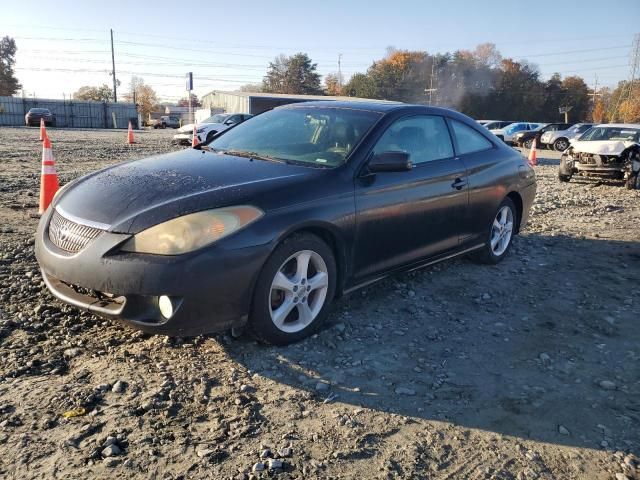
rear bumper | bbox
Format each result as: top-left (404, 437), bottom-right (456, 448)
top-left (35, 207), bottom-right (271, 336)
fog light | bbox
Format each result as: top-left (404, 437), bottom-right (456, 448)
top-left (158, 295), bottom-right (174, 319)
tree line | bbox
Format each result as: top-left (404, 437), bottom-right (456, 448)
top-left (1, 35), bottom-right (637, 123)
top-left (257, 45), bottom-right (639, 123)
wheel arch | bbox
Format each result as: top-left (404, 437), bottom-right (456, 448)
top-left (506, 191), bottom-right (523, 233)
top-left (273, 222), bottom-right (349, 297)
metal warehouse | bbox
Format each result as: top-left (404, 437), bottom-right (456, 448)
top-left (201, 91), bottom-right (394, 115)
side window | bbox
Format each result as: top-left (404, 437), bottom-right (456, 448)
top-left (451, 120), bottom-right (493, 155)
top-left (372, 115), bottom-right (453, 165)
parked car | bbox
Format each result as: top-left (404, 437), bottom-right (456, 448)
top-left (35, 101), bottom-right (536, 344)
top-left (172, 113), bottom-right (253, 145)
top-left (490, 122), bottom-right (543, 144)
top-left (514, 123), bottom-right (573, 149)
top-left (25, 108), bottom-right (55, 127)
top-left (152, 115), bottom-right (181, 129)
top-left (540, 122), bottom-right (594, 151)
top-left (479, 120), bottom-right (517, 130)
top-left (558, 124), bottom-right (640, 189)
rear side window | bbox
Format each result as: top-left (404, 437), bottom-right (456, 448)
top-left (373, 115), bottom-right (454, 165)
top-left (451, 120), bottom-right (493, 155)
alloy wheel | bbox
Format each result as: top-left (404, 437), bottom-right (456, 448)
top-left (490, 206), bottom-right (514, 256)
top-left (269, 250), bottom-right (329, 333)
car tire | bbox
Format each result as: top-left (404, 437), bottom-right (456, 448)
top-left (469, 197), bottom-right (517, 265)
top-left (206, 131), bottom-right (217, 142)
top-left (249, 232), bottom-right (337, 345)
top-left (523, 139), bottom-right (533, 149)
top-left (625, 173), bottom-right (640, 190)
top-left (554, 138), bottom-right (569, 151)
top-left (558, 173), bottom-right (572, 183)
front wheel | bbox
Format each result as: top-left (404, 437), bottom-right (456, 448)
top-left (554, 138), bottom-right (569, 151)
top-left (250, 233), bottom-right (337, 345)
top-left (206, 130), bottom-right (217, 142)
top-left (523, 139), bottom-right (533, 149)
top-left (469, 198), bottom-right (517, 265)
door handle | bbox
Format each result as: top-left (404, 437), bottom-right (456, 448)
top-left (451, 177), bottom-right (467, 190)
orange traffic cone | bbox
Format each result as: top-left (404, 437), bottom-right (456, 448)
top-left (127, 121), bottom-right (135, 144)
top-left (192, 124), bottom-right (199, 147)
top-left (39, 133), bottom-right (60, 214)
top-left (39, 118), bottom-right (46, 141)
top-left (528, 138), bottom-right (538, 166)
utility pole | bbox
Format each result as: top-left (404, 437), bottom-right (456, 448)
top-left (425, 60), bottom-right (438, 106)
top-left (611, 33), bottom-right (639, 121)
top-left (338, 53), bottom-right (343, 91)
top-left (110, 29), bottom-right (117, 102)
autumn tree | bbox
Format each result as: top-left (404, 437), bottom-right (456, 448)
top-left (263, 53), bottom-right (322, 95)
top-left (0, 36), bottom-right (21, 96)
top-left (609, 80), bottom-right (640, 122)
top-left (73, 84), bottom-right (113, 102)
top-left (239, 83), bottom-right (263, 92)
top-left (123, 76), bottom-right (158, 119)
top-left (324, 73), bottom-right (342, 96)
top-left (560, 76), bottom-right (590, 122)
top-left (178, 93), bottom-right (201, 107)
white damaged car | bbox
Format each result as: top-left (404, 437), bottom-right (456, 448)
top-left (172, 113), bottom-right (253, 145)
top-left (559, 124), bottom-right (640, 189)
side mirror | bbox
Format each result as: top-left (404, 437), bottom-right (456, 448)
top-left (224, 120), bottom-right (235, 126)
top-left (368, 151), bottom-right (412, 173)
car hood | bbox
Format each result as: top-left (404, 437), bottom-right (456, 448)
top-left (55, 149), bottom-right (315, 233)
top-left (177, 122), bottom-right (223, 133)
top-left (569, 140), bottom-right (639, 156)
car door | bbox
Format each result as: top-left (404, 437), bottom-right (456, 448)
top-left (447, 118), bottom-right (510, 244)
top-left (353, 115), bottom-right (469, 280)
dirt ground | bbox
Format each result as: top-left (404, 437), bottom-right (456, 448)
top-left (0, 126), bottom-right (638, 480)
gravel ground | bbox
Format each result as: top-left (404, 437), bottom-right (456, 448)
top-left (0, 126), bottom-right (638, 480)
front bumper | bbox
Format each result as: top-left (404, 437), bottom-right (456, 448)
top-left (35, 207), bottom-right (271, 336)
top-left (172, 133), bottom-right (200, 145)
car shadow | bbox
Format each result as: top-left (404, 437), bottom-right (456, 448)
top-left (222, 233), bottom-right (640, 454)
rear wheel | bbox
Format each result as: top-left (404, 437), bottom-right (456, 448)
top-left (523, 139), bottom-right (533, 149)
top-left (554, 138), bottom-right (569, 151)
top-left (250, 233), bottom-right (336, 345)
top-left (470, 198), bottom-right (516, 265)
top-left (626, 173), bottom-right (640, 190)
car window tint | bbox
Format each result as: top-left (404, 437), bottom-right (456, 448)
top-left (451, 120), bottom-right (493, 155)
top-left (373, 115), bottom-right (453, 164)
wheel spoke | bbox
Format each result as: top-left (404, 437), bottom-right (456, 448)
top-left (504, 221), bottom-right (513, 234)
top-left (272, 271), bottom-right (295, 293)
top-left (271, 297), bottom-right (295, 327)
top-left (297, 302), bottom-right (314, 326)
top-left (499, 208), bottom-right (507, 225)
top-left (493, 219), bottom-right (501, 230)
top-left (491, 235), bottom-right (500, 249)
top-left (307, 271), bottom-right (328, 292)
top-left (295, 251), bottom-right (311, 280)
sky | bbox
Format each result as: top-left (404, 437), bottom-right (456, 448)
top-left (4, 0), bottom-right (640, 102)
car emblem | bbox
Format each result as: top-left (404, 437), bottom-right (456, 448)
top-left (58, 226), bottom-right (71, 243)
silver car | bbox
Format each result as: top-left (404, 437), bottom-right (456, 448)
top-left (540, 123), bottom-right (594, 151)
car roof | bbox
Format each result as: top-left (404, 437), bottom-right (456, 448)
top-left (593, 123), bottom-right (640, 129)
top-left (278, 101), bottom-right (492, 125)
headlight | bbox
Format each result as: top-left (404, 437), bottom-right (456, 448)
top-left (196, 127), bottom-right (206, 133)
top-left (121, 206), bottom-right (263, 255)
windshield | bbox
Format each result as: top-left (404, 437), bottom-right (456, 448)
top-left (505, 123), bottom-right (526, 134)
top-left (29, 108), bottom-right (50, 114)
top-left (579, 127), bottom-right (640, 142)
top-left (208, 107), bottom-right (382, 167)
top-left (202, 114), bottom-right (229, 124)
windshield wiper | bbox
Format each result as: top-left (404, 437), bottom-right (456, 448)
top-left (222, 150), bottom-right (284, 163)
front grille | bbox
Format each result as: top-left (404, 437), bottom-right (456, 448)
top-left (48, 209), bottom-right (104, 253)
